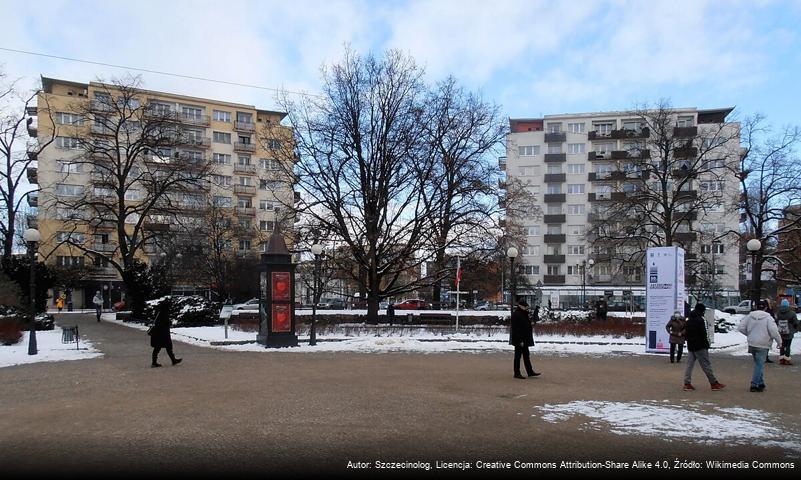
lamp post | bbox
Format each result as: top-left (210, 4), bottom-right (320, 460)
top-left (310, 243), bottom-right (323, 346)
top-left (747, 239), bottom-right (761, 309)
top-left (23, 228), bottom-right (41, 356)
top-left (579, 258), bottom-right (594, 309)
top-left (506, 247), bottom-right (518, 312)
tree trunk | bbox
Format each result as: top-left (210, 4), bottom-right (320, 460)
top-left (431, 249), bottom-right (446, 307)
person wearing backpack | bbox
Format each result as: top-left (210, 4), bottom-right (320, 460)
top-left (738, 299), bottom-right (782, 392)
top-left (775, 299), bottom-right (799, 365)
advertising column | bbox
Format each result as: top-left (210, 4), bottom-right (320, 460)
top-left (645, 246), bottom-right (686, 353)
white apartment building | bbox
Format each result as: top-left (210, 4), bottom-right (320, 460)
top-left (502, 107), bottom-right (740, 309)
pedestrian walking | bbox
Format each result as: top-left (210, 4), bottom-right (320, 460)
top-left (665, 310), bottom-right (687, 363)
top-left (738, 299), bottom-right (782, 392)
top-left (55, 294), bottom-right (65, 312)
top-left (683, 303), bottom-right (725, 391)
top-left (387, 302), bottom-right (395, 326)
top-left (148, 299), bottom-right (182, 368)
top-left (92, 290), bottom-right (103, 322)
top-left (509, 299), bottom-right (540, 379)
top-left (596, 299), bottom-right (608, 322)
top-left (775, 299), bottom-right (799, 365)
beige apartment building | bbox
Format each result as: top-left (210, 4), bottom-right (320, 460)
top-left (26, 77), bottom-right (295, 308)
top-left (501, 107), bottom-right (740, 309)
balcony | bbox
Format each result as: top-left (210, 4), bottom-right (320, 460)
top-left (589, 151), bottom-right (612, 161)
top-left (27, 119), bottom-right (37, 138)
top-left (611, 150), bottom-right (630, 160)
top-left (543, 173), bottom-right (566, 183)
top-left (233, 185), bottom-right (256, 195)
top-left (92, 267), bottom-right (118, 278)
top-left (543, 214), bottom-right (566, 224)
top-left (611, 192), bottom-right (627, 201)
top-left (91, 124), bottom-right (115, 136)
top-left (235, 121), bottom-right (256, 133)
top-left (544, 132), bottom-right (566, 143)
top-left (544, 254), bottom-right (566, 264)
top-left (674, 146), bottom-right (698, 159)
top-left (234, 164), bottom-right (257, 175)
top-left (235, 207), bottom-right (256, 217)
top-left (675, 190), bottom-right (698, 200)
top-left (588, 131), bottom-right (613, 141)
top-left (543, 193), bottom-right (565, 203)
top-left (234, 142), bottom-right (256, 153)
top-left (588, 193), bottom-right (611, 202)
top-left (27, 193), bottom-right (38, 208)
top-left (672, 167), bottom-right (695, 178)
top-left (182, 137), bottom-right (211, 149)
top-left (676, 211), bottom-right (697, 222)
top-left (93, 243), bottom-right (116, 253)
top-left (26, 213), bottom-right (37, 229)
top-left (543, 275), bottom-right (566, 285)
top-left (27, 149), bottom-right (38, 161)
top-left (498, 179), bottom-right (507, 189)
top-left (544, 153), bottom-right (566, 162)
top-left (588, 172), bottom-right (612, 181)
top-left (178, 113), bottom-right (210, 127)
top-left (90, 99), bottom-right (114, 112)
top-left (675, 232), bottom-right (698, 243)
top-left (26, 167), bottom-right (37, 184)
top-left (144, 221), bottom-right (170, 232)
top-left (593, 274), bottom-right (613, 284)
top-left (294, 191), bottom-right (301, 203)
top-left (544, 234), bottom-right (566, 243)
top-left (612, 127), bottom-right (649, 139)
top-left (673, 126), bottom-right (698, 138)
top-left (499, 157), bottom-right (506, 171)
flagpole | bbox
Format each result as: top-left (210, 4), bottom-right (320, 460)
top-left (455, 256), bottom-right (461, 332)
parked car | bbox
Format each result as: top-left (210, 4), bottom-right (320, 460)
top-left (722, 300), bottom-right (757, 314)
top-left (328, 298), bottom-right (348, 310)
top-left (233, 298), bottom-right (260, 310)
top-left (379, 301), bottom-right (390, 310)
top-left (394, 299), bottom-right (430, 310)
top-left (475, 301), bottom-right (493, 311)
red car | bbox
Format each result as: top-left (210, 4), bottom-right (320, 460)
top-left (394, 299), bottom-right (430, 310)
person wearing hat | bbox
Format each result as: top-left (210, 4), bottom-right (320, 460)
top-left (738, 299), bottom-right (782, 392)
top-left (509, 299), bottom-right (540, 379)
top-left (665, 310), bottom-right (687, 363)
top-left (683, 303), bottom-right (726, 391)
top-left (774, 299), bottom-right (799, 365)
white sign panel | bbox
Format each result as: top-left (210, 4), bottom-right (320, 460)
top-left (549, 292), bottom-right (560, 309)
top-left (645, 246), bottom-right (686, 353)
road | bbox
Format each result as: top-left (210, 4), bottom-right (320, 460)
top-left (1, 313), bottom-right (799, 478)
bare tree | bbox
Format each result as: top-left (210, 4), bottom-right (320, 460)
top-left (734, 115), bottom-right (801, 304)
top-left (587, 100), bottom-right (740, 276)
top-left (269, 49), bottom-right (434, 322)
top-left (419, 76), bottom-right (508, 305)
top-left (43, 77), bottom-right (216, 318)
top-left (1, 71), bottom-right (56, 257)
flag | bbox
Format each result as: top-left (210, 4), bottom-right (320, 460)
top-left (455, 257), bottom-right (462, 288)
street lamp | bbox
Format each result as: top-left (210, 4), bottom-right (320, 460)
top-left (747, 238), bottom-right (762, 309)
top-left (579, 258), bottom-right (594, 309)
top-left (310, 243), bottom-right (323, 346)
top-left (506, 246), bottom-right (518, 312)
top-left (23, 228), bottom-right (41, 356)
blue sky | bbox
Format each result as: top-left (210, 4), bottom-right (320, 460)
top-left (1, 0), bottom-right (800, 127)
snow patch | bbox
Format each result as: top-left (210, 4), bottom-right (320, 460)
top-left (0, 329), bottom-right (103, 368)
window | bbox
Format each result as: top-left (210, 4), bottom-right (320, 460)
top-left (547, 123), bottom-right (562, 133)
top-left (260, 179), bottom-right (280, 191)
top-left (677, 116), bottom-right (694, 127)
top-left (57, 161), bottom-right (83, 173)
top-left (521, 265), bottom-right (540, 275)
top-left (700, 223), bottom-right (726, 234)
top-left (267, 139), bottom-right (282, 149)
top-left (568, 225), bottom-right (585, 236)
top-left (704, 158), bottom-right (726, 169)
top-left (237, 112), bottom-right (253, 123)
top-left (213, 131), bottom-right (231, 144)
top-left (568, 244), bottom-right (586, 255)
top-left (56, 136), bottom-right (80, 149)
top-left (622, 120), bottom-right (641, 132)
top-left (57, 256), bottom-right (85, 267)
top-left (568, 123), bottom-right (585, 134)
top-left (518, 165), bottom-right (540, 176)
top-left (567, 164), bottom-right (585, 174)
top-left (238, 135), bottom-right (252, 145)
top-left (238, 155), bottom-right (251, 166)
top-left (55, 112), bottom-right (84, 126)
top-left (259, 220), bottom-right (275, 232)
top-left (185, 129), bottom-right (204, 142)
top-left (547, 143), bottom-right (562, 154)
top-left (622, 183), bottom-right (638, 193)
top-left (546, 204), bottom-right (562, 214)
top-left (213, 110), bottom-right (231, 122)
top-left (701, 243), bottom-right (725, 254)
top-left (124, 189), bottom-right (141, 201)
top-left (567, 204), bottom-right (584, 215)
top-left (259, 200), bottom-right (274, 210)
top-left (547, 265), bottom-right (561, 275)
top-left (567, 184), bottom-right (585, 194)
top-left (595, 142), bottom-right (614, 154)
top-left (567, 143), bottom-right (586, 154)
top-left (239, 176), bottom-right (252, 186)
top-left (547, 225), bottom-right (562, 234)
top-left (593, 122), bottom-right (614, 135)
top-left (547, 184), bottom-right (562, 194)
top-left (57, 232), bottom-right (85, 244)
top-left (237, 197), bottom-right (252, 208)
top-left (546, 164), bottom-right (563, 174)
top-left (260, 158), bottom-right (281, 170)
top-left (518, 145), bottom-right (540, 156)
top-left (524, 226), bottom-right (540, 236)
top-left (238, 219), bottom-right (252, 229)
top-left (55, 184), bottom-right (84, 197)
top-left (212, 175), bottom-right (231, 186)
top-left (700, 181), bottom-right (724, 192)
top-left (149, 102), bottom-right (172, 115)
top-left (213, 153), bottom-right (231, 165)
top-left (182, 106), bottom-right (203, 120)
top-left (213, 196), bottom-right (232, 207)
top-left (238, 239), bottom-right (251, 251)
top-left (521, 246), bottom-right (539, 256)
top-left (567, 265), bottom-right (579, 275)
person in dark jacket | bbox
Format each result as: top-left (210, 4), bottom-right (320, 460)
top-left (683, 303), bottom-right (725, 391)
top-left (149, 299), bottom-right (182, 368)
top-left (665, 310), bottom-right (687, 363)
top-left (509, 299), bottom-right (540, 379)
top-left (775, 299), bottom-right (799, 365)
top-left (596, 299), bottom-right (608, 321)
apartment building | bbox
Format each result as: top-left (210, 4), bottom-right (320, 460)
top-left (26, 77), bottom-right (295, 307)
top-left (501, 107), bottom-right (740, 309)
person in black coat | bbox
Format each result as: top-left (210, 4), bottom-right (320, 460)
top-left (149, 299), bottom-right (182, 368)
top-left (596, 299), bottom-right (608, 321)
top-left (509, 299), bottom-right (540, 379)
top-left (683, 303), bottom-right (724, 391)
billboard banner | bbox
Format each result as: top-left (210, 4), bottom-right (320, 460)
top-left (645, 246), bottom-right (686, 353)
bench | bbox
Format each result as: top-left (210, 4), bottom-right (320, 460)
top-left (417, 313), bottom-right (453, 326)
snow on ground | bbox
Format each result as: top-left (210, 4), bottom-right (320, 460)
top-left (0, 326), bottom-right (103, 368)
top-left (535, 400), bottom-right (801, 454)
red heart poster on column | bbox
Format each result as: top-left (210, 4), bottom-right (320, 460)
top-left (272, 304), bottom-right (291, 332)
top-left (272, 272), bottom-right (290, 301)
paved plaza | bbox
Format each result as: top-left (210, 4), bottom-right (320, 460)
top-left (1, 313), bottom-right (799, 478)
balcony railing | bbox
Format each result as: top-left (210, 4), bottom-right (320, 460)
top-left (544, 234), bottom-right (566, 243)
top-left (90, 99), bottom-right (114, 112)
top-left (543, 214), bottom-right (566, 224)
top-left (673, 126), bottom-right (698, 138)
top-left (91, 124), bottom-right (115, 136)
top-left (675, 232), bottom-right (697, 243)
top-left (498, 157), bottom-right (506, 171)
top-left (179, 113), bottom-right (210, 126)
top-left (543, 193), bottom-right (565, 203)
top-left (611, 128), bottom-right (650, 139)
top-left (144, 221), bottom-right (170, 232)
top-left (235, 121), bottom-right (256, 132)
top-left (235, 207), bottom-right (257, 217)
top-left (674, 146), bottom-right (698, 159)
top-left (233, 185), bottom-right (256, 195)
top-left (182, 137), bottom-right (211, 149)
top-left (543, 275), bottom-right (566, 285)
top-left (93, 243), bottom-right (116, 253)
top-left (26, 167), bottom-right (37, 184)
top-left (543, 173), bottom-right (566, 183)
top-left (498, 179), bottom-right (507, 189)
top-left (234, 142), bottom-right (256, 153)
top-left (26, 213), bottom-right (38, 229)
top-left (92, 267), bottom-right (118, 278)
top-left (544, 153), bottom-right (566, 162)
top-left (234, 164), bottom-right (257, 175)
top-left (543, 254), bottom-right (566, 264)
top-left (544, 132), bottom-right (566, 143)
top-left (675, 190), bottom-right (698, 200)
top-left (27, 194), bottom-right (38, 208)
top-left (588, 131), bottom-right (613, 141)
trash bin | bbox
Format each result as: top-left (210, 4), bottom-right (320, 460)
top-left (61, 326), bottom-right (78, 343)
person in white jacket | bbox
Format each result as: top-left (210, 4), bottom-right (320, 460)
top-left (737, 299), bottom-right (783, 392)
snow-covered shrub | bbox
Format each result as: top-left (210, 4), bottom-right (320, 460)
top-left (143, 295), bottom-right (221, 327)
top-left (0, 306), bottom-right (23, 345)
